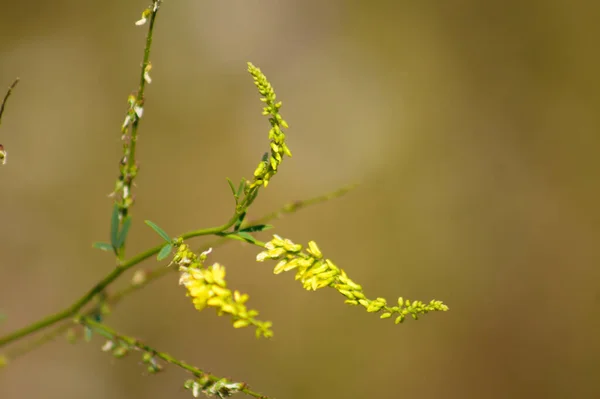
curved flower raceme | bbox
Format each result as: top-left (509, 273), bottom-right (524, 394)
top-left (175, 244), bottom-right (273, 338)
top-left (247, 63), bottom-right (291, 189)
top-left (257, 235), bottom-right (449, 324)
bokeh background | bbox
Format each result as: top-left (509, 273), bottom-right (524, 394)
top-left (1, 1), bottom-right (600, 398)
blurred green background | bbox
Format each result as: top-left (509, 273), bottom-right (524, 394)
top-left (1, 0), bottom-right (600, 398)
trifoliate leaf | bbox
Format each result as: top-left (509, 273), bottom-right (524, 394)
top-left (239, 224), bottom-right (273, 233)
top-left (234, 211), bottom-right (247, 232)
top-left (236, 232), bottom-right (257, 244)
top-left (115, 215), bottom-right (132, 249)
top-left (110, 204), bottom-right (120, 250)
top-left (236, 178), bottom-right (246, 198)
top-left (226, 178), bottom-right (237, 199)
top-left (157, 243), bottom-right (173, 261)
top-left (145, 220), bottom-right (171, 242)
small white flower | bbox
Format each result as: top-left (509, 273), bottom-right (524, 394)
top-left (191, 381), bottom-right (200, 398)
top-left (122, 114), bottom-right (131, 129)
top-left (101, 340), bottom-right (115, 352)
top-left (143, 63), bottom-right (152, 84)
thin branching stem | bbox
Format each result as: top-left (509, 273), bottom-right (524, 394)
top-left (0, 185), bottom-right (356, 351)
top-left (127, 3), bottom-right (158, 176)
top-left (79, 317), bottom-right (270, 399)
top-left (0, 78), bottom-right (19, 127)
top-left (0, 219), bottom-right (234, 347)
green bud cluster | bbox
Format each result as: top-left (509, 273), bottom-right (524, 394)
top-left (257, 235), bottom-right (449, 324)
top-left (100, 338), bottom-right (163, 373)
top-left (184, 376), bottom-right (244, 398)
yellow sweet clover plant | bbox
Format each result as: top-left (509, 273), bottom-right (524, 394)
top-left (0, 1), bottom-right (448, 398)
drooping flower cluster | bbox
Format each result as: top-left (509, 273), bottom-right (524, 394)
top-left (175, 244), bottom-right (273, 338)
top-left (247, 62), bottom-right (291, 189)
top-left (257, 235), bottom-right (449, 324)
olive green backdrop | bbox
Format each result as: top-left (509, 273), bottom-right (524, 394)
top-left (1, 1), bottom-right (599, 398)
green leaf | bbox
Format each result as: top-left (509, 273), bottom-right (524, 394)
top-left (215, 230), bottom-right (258, 244)
top-left (239, 224), bottom-right (273, 233)
top-left (234, 211), bottom-right (247, 232)
top-left (93, 242), bottom-right (114, 252)
top-left (236, 178), bottom-right (246, 198)
top-left (84, 326), bottom-right (93, 342)
top-left (157, 243), bottom-right (173, 261)
top-left (0, 312), bottom-right (5, 324)
top-left (145, 220), bottom-right (171, 242)
top-left (115, 215), bottom-right (132, 249)
top-left (245, 187), bottom-right (260, 206)
top-left (226, 178), bottom-right (237, 198)
top-left (110, 204), bottom-right (120, 249)
top-left (236, 231), bottom-right (257, 244)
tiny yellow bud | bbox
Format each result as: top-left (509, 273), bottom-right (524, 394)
top-left (211, 285), bottom-right (229, 297)
top-left (352, 291), bottom-right (366, 300)
top-left (233, 319), bottom-right (250, 328)
top-left (367, 302), bottom-right (384, 312)
top-left (220, 304), bottom-right (236, 314)
top-left (282, 143), bottom-right (292, 157)
top-left (253, 162), bottom-right (266, 177)
top-left (207, 297), bottom-right (224, 307)
top-left (307, 241), bottom-right (323, 259)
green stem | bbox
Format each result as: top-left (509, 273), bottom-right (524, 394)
top-left (0, 309), bottom-right (71, 348)
top-left (181, 210), bottom-right (241, 239)
top-left (127, 3), bottom-right (158, 173)
top-left (0, 78), bottom-right (19, 127)
top-left (0, 212), bottom-right (244, 348)
top-left (0, 184), bottom-right (357, 354)
top-left (78, 317), bottom-right (269, 399)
